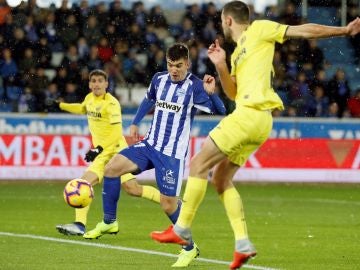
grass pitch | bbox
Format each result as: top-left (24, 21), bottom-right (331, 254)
top-left (0, 180), bottom-right (359, 270)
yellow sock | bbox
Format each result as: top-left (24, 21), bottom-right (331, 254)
top-left (75, 204), bottom-right (90, 226)
top-left (177, 176), bottom-right (208, 228)
top-left (141, 185), bottom-right (161, 203)
top-left (219, 187), bottom-right (248, 240)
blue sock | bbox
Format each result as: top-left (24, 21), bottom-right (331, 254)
top-left (168, 200), bottom-right (194, 251)
top-left (167, 200), bottom-right (182, 224)
top-left (102, 176), bottom-right (121, 224)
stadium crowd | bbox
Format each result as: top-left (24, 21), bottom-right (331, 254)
top-left (0, 0), bottom-right (359, 118)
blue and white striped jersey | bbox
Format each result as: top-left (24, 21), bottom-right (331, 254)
top-left (144, 71), bottom-right (219, 159)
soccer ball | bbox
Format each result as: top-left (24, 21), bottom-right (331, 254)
top-left (63, 179), bottom-right (94, 208)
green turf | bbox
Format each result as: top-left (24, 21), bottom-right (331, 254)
top-left (0, 181), bottom-right (359, 269)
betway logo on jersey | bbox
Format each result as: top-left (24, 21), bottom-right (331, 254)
top-left (155, 100), bottom-right (183, 113)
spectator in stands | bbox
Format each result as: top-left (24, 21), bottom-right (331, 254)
top-left (63, 82), bottom-right (80, 103)
top-left (60, 44), bottom-right (81, 81)
top-left (289, 71), bottom-right (311, 116)
top-left (328, 68), bottom-right (351, 118)
top-left (179, 17), bottom-right (196, 43)
top-left (103, 23), bottom-right (118, 46)
top-left (44, 82), bottom-right (62, 112)
top-left (82, 15), bottom-right (102, 46)
top-left (149, 5), bottom-right (168, 29)
top-left (0, 48), bottom-right (18, 87)
top-left (77, 36), bottom-right (89, 60)
top-left (9, 28), bottom-right (32, 63)
top-left (0, 12), bottom-right (14, 44)
top-left (109, 0), bottom-right (131, 32)
top-left (0, 0), bottom-right (11, 26)
top-left (184, 3), bottom-right (204, 36)
top-left (131, 1), bottom-right (148, 31)
top-left (310, 69), bottom-right (328, 91)
top-left (97, 37), bottom-right (114, 63)
top-left (35, 36), bottom-right (52, 68)
top-left (306, 85), bottom-right (330, 117)
top-left (40, 11), bottom-right (60, 51)
top-left (306, 40), bottom-right (324, 71)
top-left (18, 48), bottom-right (36, 74)
top-left (55, 0), bottom-right (72, 30)
top-left (279, 1), bottom-right (301, 25)
top-left (85, 45), bottom-right (102, 71)
top-left (18, 86), bottom-right (37, 112)
top-left (347, 89), bottom-right (360, 118)
top-left (52, 67), bottom-right (69, 95)
top-left (327, 102), bottom-right (340, 118)
top-left (57, 14), bottom-right (80, 48)
top-left (23, 15), bottom-right (38, 44)
top-left (202, 2), bottom-right (221, 34)
top-left (126, 22), bottom-right (145, 51)
top-left (93, 2), bottom-right (109, 30)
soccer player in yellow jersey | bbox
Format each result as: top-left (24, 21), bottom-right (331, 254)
top-left (151, 1), bottom-right (360, 269)
top-left (56, 69), bottom-right (161, 236)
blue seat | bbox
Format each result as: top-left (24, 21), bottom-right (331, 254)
top-left (0, 101), bottom-right (12, 112)
top-left (6, 86), bottom-right (22, 101)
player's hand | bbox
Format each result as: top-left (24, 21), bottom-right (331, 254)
top-left (130, 124), bottom-right (140, 142)
top-left (45, 98), bottom-right (61, 110)
top-left (203, 74), bottom-right (216, 95)
top-left (346, 17), bottom-right (360, 36)
top-left (84, 145), bottom-right (103, 162)
top-left (207, 39), bottom-right (226, 66)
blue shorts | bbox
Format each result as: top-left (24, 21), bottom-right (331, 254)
top-left (120, 141), bottom-right (184, 197)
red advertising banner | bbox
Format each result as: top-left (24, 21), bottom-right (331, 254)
top-left (1, 135), bottom-right (359, 181)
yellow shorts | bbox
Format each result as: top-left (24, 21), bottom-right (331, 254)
top-left (87, 140), bottom-right (135, 183)
top-left (209, 106), bottom-right (273, 166)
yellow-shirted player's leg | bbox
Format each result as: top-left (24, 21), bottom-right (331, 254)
top-left (176, 176), bottom-right (208, 228)
top-left (121, 173), bottom-right (161, 204)
top-left (219, 187), bottom-right (248, 240)
top-left (75, 205), bottom-right (90, 226)
top-left (142, 185), bottom-right (161, 203)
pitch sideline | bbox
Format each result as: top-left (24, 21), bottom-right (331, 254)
top-left (0, 231), bottom-right (280, 270)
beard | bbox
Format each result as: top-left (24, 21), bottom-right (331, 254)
top-left (223, 27), bottom-right (233, 42)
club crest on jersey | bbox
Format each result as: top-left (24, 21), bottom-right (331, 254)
top-left (164, 169), bottom-right (175, 184)
top-left (155, 100), bottom-right (183, 113)
top-left (176, 87), bottom-right (186, 96)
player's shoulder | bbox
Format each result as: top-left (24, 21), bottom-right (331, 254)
top-left (188, 73), bottom-right (203, 87)
top-left (105, 93), bottom-right (120, 105)
top-left (83, 92), bottom-right (92, 102)
top-left (251, 19), bottom-right (284, 31)
top-left (152, 71), bottom-right (168, 81)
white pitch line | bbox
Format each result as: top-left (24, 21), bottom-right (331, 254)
top-left (0, 231), bottom-right (280, 270)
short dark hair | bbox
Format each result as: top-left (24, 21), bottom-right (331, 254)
top-left (166, 43), bottom-right (189, 61)
top-left (223, 1), bottom-right (250, 24)
top-left (89, 69), bottom-right (108, 81)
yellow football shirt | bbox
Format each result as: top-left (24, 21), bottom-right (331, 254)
top-left (60, 92), bottom-right (124, 149)
top-left (231, 20), bottom-right (288, 111)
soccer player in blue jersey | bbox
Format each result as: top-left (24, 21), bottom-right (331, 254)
top-left (84, 43), bottom-right (226, 267)
top-left (150, 1), bottom-right (360, 269)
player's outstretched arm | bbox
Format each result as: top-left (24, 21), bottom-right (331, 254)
top-left (59, 102), bottom-right (86, 114)
top-left (286, 17), bottom-right (360, 39)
